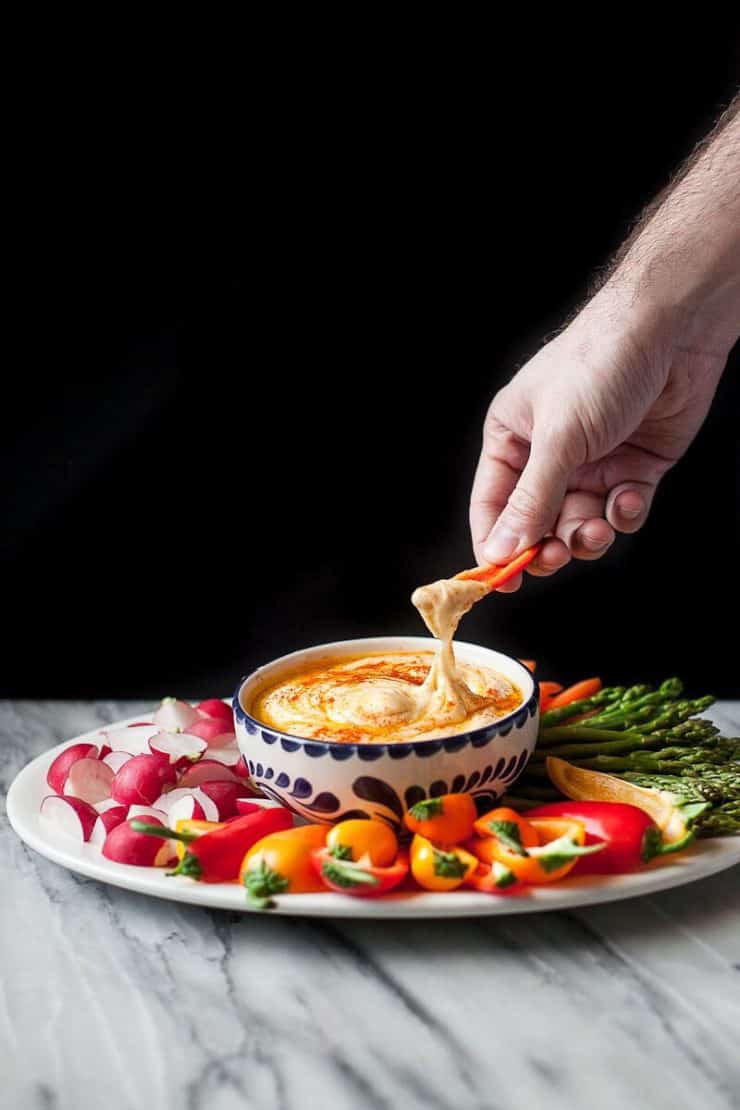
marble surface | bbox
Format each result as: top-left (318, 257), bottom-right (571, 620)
top-left (1, 700), bottom-right (739, 1110)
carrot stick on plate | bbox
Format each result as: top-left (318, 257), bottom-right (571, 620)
top-left (546, 678), bottom-right (602, 710)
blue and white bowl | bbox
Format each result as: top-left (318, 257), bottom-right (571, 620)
top-left (234, 637), bottom-right (538, 828)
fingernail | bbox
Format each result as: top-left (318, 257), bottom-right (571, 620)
top-left (483, 527), bottom-right (519, 564)
top-left (619, 505), bottom-right (642, 519)
top-left (582, 535), bottom-right (610, 552)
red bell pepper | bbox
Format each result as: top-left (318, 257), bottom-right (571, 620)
top-left (312, 847), bottom-right (409, 896)
top-left (465, 860), bottom-right (523, 895)
top-left (131, 806), bottom-right (293, 882)
top-left (524, 801), bottom-right (694, 874)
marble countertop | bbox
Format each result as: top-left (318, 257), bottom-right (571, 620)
top-left (2, 700), bottom-right (739, 1110)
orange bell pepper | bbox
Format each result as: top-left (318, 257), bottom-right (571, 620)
top-left (326, 818), bottom-right (398, 867)
top-left (465, 860), bottom-right (522, 894)
top-left (240, 824), bottom-right (328, 907)
top-left (486, 816), bottom-right (604, 883)
top-left (404, 793), bottom-right (477, 846)
top-left (410, 834), bottom-right (478, 891)
top-left (473, 806), bottom-right (540, 853)
top-left (312, 847), bottom-right (409, 896)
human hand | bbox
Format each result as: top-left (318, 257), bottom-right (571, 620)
top-left (470, 296), bottom-right (727, 591)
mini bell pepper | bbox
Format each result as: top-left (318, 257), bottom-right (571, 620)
top-left (409, 834), bottom-right (478, 891)
top-left (486, 816), bottom-right (605, 883)
top-left (241, 824), bottom-right (328, 907)
top-left (404, 793), bottom-right (477, 846)
top-left (326, 818), bottom-right (398, 867)
top-left (130, 806), bottom-right (293, 882)
top-left (524, 801), bottom-right (696, 874)
top-left (312, 846), bottom-right (409, 896)
top-left (473, 806), bottom-right (540, 853)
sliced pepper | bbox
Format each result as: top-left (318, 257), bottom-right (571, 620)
top-left (410, 834), bottom-right (478, 891)
top-left (487, 816), bottom-right (604, 883)
top-left (473, 806), bottom-right (540, 853)
top-left (465, 860), bottom-right (522, 894)
top-left (404, 793), bottom-right (477, 846)
top-left (312, 846), bottom-right (409, 896)
top-left (326, 818), bottom-right (398, 867)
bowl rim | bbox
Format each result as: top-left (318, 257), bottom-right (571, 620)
top-left (233, 636), bottom-right (539, 754)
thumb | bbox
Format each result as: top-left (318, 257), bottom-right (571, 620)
top-left (482, 437), bottom-right (570, 564)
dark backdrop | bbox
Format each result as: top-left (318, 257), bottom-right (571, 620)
top-left (4, 28), bottom-right (739, 699)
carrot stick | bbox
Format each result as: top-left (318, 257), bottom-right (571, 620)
top-left (519, 659), bottom-right (537, 673)
top-left (456, 543), bottom-right (543, 590)
top-left (546, 679), bottom-right (602, 710)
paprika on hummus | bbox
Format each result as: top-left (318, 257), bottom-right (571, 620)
top-left (250, 575), bottom-right (522, 743)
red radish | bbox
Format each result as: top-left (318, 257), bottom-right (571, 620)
top-left (103, 751), bottom-right (134, 773)
top-left (185, 718), bottom-right (236, 749)
top-left (64, 758), bottom-right (114, 806)
top-left (47, 744), bottom-right (99, 794)
top-left (40, 795), bottom-right (99, 841)
top-left (155, 787), bottom-right (218, 823)
top-left (98, 743), bottom-right (112, 760)
top-left (153, 697), bottom-right (199, 733)
top-left (102, 817), bottom-right (177, 867)
top-left (166, 795), bottom-right (208, 823)
top-left (198, 781), bottom-right (242, 819)
top-left (96, 797), bottom-right (124, 813)
top-left (103, 724), bottom-right (160, 752)
top-left (200, 744), bottom-right (240, 767)
top-left (177, 761), bottom-right (244, 788)
top-left (90, 805), bottom-right (129, 846)
top-left (149, 731), bottom-right (207, 767)
top-left (233, 756), bottom-right (250, 780)
top-left (195, 699), bottom-right (233, 725)
top-left (111, 755), bottom-right (177, 806)
top-left (127, 804), bottom-right (168, 820)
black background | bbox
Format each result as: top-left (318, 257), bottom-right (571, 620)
top-left (4, 27), bottom-right (739, 699)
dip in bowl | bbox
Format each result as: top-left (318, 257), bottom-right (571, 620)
top-left (234, 637), bottom-right (538, 827)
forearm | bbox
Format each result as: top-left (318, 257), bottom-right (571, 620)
top-left (591, 95), bottom-right (740, 357)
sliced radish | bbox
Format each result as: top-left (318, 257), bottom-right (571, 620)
top-left (47, 744), bottom-right (99, 794)
top-left (127, 804), bottom-right (169, 822)
top-left (103, 750), bottom-right (134, 772)
top-left (200, 743), bottom-right (241, 767)
top-left (96, 797), bottom-right (124, 813)
top-left (198, 781), bottom-right (242, 819)
top-left (103, 724), bottom-right (160, 753)
top-left (102, 817), bottom-right (177, 867)
top-left (154, 787), bottom-right (218, 822)
top-left (195, 699), bottom-right (233, 725)
top-left (90, 805), bottom-right (129, 847)
top-left (233, 755), bottom-right (250, 780)
top-left (149, 731), bottom-right (207, 767)
top-left (184, 718), bottom-right (236, 749)
top-left (40, 795), bottom-right (99, 841)
top-left (98, 743), bottom-right (112, 760)
top-left (64, 758), bottom-right (114, 805)
top-left (153, 697), bottom-right (199, 733)
top-left (177, 760), bottom-right (244, 787)
top-left (166, 795), bottom-right (208, 823)
top-left (111, 755), bottom-right (177, 806)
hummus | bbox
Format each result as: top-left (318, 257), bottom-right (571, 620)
top-left (250, 573), bottom-right (522, 743)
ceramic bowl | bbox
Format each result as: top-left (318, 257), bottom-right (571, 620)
top-left (233, 636), bottom-right (538, 827)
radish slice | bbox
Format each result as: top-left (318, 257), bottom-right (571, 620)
top-left (166, 795), bottom-right (207, 823)
top-left (96, 797), bottom-right (124, 813)
top-left (235, 798), bottom-right (263, 817)
top-left (198, 781), bottom-right (242, 819)
top-left (103, 724), bottom-right (160, 753)
top-left (199, 743), bottom-right (241, 767)
top-left (102, 817), bottom-right (177, 867)
top-left (98, 743), bottom-right (112, 760)
top-left (40, 795), bottom-right (99, 841)
top-left (184, 718), bottom-right (236, 749)
top-left (233, 756), bottom-right (250, 780)
top-left (64, 758), bottom-right (114, 806)
top-left (177, 761), bottom-right (244, 787)
top-left (103, 751), bottom-right (134, 772)
top-left (195, 699), bottom-right (233, 725)
top-left (90, 805), bottom-right (129, 846)
top-left (111, 755), bottom-right (178, 806)
top-left (47, 744), bottom-right (99, 794)
top-left (149, 732), bottom-right (207, 767)
top-left (154, 787), bottom-right (219, 823)
top-left (153, 698), bottom-right (199, 733)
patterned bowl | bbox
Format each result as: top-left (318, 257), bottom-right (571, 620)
top-left (233, 637), bottom-right (538, 828)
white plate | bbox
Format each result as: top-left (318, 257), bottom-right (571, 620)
top-left (8, 714), bottom-right (740, 918)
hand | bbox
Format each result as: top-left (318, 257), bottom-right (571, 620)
top-left (470, 296), bottom-right (727, 591)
